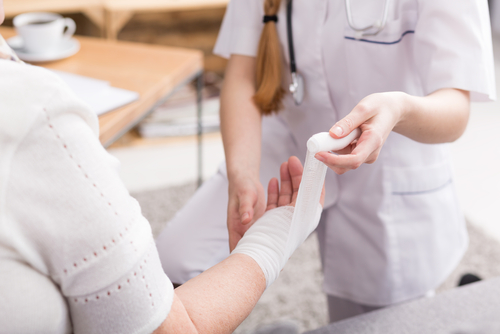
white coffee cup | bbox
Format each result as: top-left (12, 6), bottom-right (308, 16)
top-left (13, 12), bottom-right (76, 54)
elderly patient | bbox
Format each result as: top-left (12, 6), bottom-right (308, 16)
top-left (0, 4), bottom-right (324, 334)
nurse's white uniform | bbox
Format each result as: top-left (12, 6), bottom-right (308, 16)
top-left (156, 0), bottom-right (495, 306)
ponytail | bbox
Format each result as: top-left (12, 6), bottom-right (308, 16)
top-left (254, 0), bottom-right (284, 115)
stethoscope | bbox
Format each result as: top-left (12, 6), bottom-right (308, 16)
top-left (285, 0), bottom-right (390, 105)
top-left (286, 0), bottom-right (304, 106)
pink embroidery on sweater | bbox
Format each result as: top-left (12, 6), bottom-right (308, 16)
top-left (43, 109), bottom-right (135, 277)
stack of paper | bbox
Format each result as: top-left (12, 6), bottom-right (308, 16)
top-left (51, 70), bottom-right (139, 116)
top-left (138, 97), bottom-right (220, 137)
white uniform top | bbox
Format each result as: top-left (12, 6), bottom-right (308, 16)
top-left (0, 59), bottom-right (173, 333)
top-left (214, 0), bottom-right (496, 305)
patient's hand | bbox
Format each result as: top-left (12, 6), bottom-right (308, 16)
top-left (232, 156), bottom-right (325, 288)
top-left (266, 156), bottom-right (325, 211)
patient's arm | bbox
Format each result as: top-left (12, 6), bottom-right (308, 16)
top-left (3, 63), bottom-right (320, 333)
top-left (162, 254), bottom-right (265, 333)
top-left (8, 104), bottom-right (268, 334)
top-left (155, 157), bottom-right (310, 334)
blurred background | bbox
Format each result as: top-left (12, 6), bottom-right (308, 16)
top-left (3, 3), bottom-right (228, 190)
top-left (3, 1), bottom-right (500, 332)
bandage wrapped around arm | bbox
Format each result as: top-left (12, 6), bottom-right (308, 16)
top-left (232, 129), bottom-right (360, 288)
top-left (231, 204), bottom-right (322, 288)
top-left (232, 145), bottom-right (327, 288)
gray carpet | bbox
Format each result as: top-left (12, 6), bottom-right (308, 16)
top-left (132, 183), bottom-right (500, 334)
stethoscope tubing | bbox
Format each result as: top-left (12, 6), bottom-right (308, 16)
top-left (285, 0), bottom-right (390, 105)
top-left (286, 0), bottom-right (304, 105)
top-left (286, 0), bottom-right (297, 74)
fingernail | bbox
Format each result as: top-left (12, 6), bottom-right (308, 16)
top-left (241, 212), bottom-right (249, 222)
top-left (331, 126), bottom-right (343, 137)
top-left (315, 154), bottom-right (325, 162)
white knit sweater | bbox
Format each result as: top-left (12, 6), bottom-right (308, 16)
top-left (0, 60), bottom-right (173, 333)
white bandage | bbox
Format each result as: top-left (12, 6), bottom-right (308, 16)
top-left (233, 130), bottom-right (360, 288)
top-left (232, 204), bottom-right (322, 289)
top-left (306, 129), bottom-right (361, 154)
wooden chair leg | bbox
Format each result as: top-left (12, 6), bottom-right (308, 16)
top-left (82, 7), bottom-right (106, 38)
top-left (105, 10), bottom-right (134, 40)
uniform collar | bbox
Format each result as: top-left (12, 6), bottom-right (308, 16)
top-left (0, 34), bottom-right (23, 63)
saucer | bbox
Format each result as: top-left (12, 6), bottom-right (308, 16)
top-left (7, 36), bottom-right (80, 62)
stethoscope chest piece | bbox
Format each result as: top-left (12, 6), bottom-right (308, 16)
top-left (290, 71), bottom-right (304, 105)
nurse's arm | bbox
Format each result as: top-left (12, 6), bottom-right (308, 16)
top-left (315, 88), bottom-right (470, 174)
top-left (221, 54), bottom-right (266, 251)
top-left (394, 88), bottom-right (470, 143)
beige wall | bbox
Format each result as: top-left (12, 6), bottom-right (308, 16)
top-left (119, 9), bottom-right (228, 75)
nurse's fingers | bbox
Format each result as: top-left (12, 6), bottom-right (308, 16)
top-left (332, 143), bottom-right (356, 155)
top-left (266, 177), bottom-right (279, 211)
top-left (315, 130), bottom-right (381, 174)
top-left (317, 150), bottom-right (379, 174)
top-left (287, 156), bottom-right (303, 205)
top-left (315, 147), bottom-right (373, 173)
top-left (329, 104), bottom-right (374, 139)
top-left (365, 147), bottom-right (382, 164)
top-left (319, 183), bottom-right (326, 207)
top-left (238, 189), bottom-right (259, 225)
top-left (332, 143), bottom-right (379, 164)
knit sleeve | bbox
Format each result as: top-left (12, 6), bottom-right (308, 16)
top-left (5, 86), bottom-right (173, 334)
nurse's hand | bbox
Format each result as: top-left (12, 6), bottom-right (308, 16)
top-left (227, 178), bottom-right (266, 252)
top-left (314, 92), bottom-right (406, 175)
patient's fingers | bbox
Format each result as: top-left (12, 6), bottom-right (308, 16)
top-left (278, 161), bottom-right (292, 207)
top-left (319, 182), bottom-right (325, 207)
top-left (287, 156), bottom-right (303, 204)
top-left (266, 177), bottom-right (279, 211)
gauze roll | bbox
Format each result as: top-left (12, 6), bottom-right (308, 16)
top-left (233, 129), bottom-right (360, 288)
top-left (306, 129), bottom-right (361, 154)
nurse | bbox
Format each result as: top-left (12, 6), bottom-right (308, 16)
top-left (156, 0), bottom-right (496, 321)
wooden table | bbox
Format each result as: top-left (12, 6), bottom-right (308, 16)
top-left (3, 0), bottom-right (107, 37)
top-left (0, 26), bottom-right (205, 184)
top-left (3, 0), bottom-right (229, 40)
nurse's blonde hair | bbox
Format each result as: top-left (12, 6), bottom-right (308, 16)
top-left (254, 0), bottom-right (284, 115)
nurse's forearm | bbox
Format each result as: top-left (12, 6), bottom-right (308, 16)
top-left (395, 88), bottom-right (470, 143)
top-left (220, 55), bottom-right (262, 180)
top-left (221, 55), bottom-right (266, 249)
top-left (320, 88), bottom-right (470, 174)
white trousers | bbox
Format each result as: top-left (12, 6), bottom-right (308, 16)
top-left (155, 169), bottom-right (231, 283)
